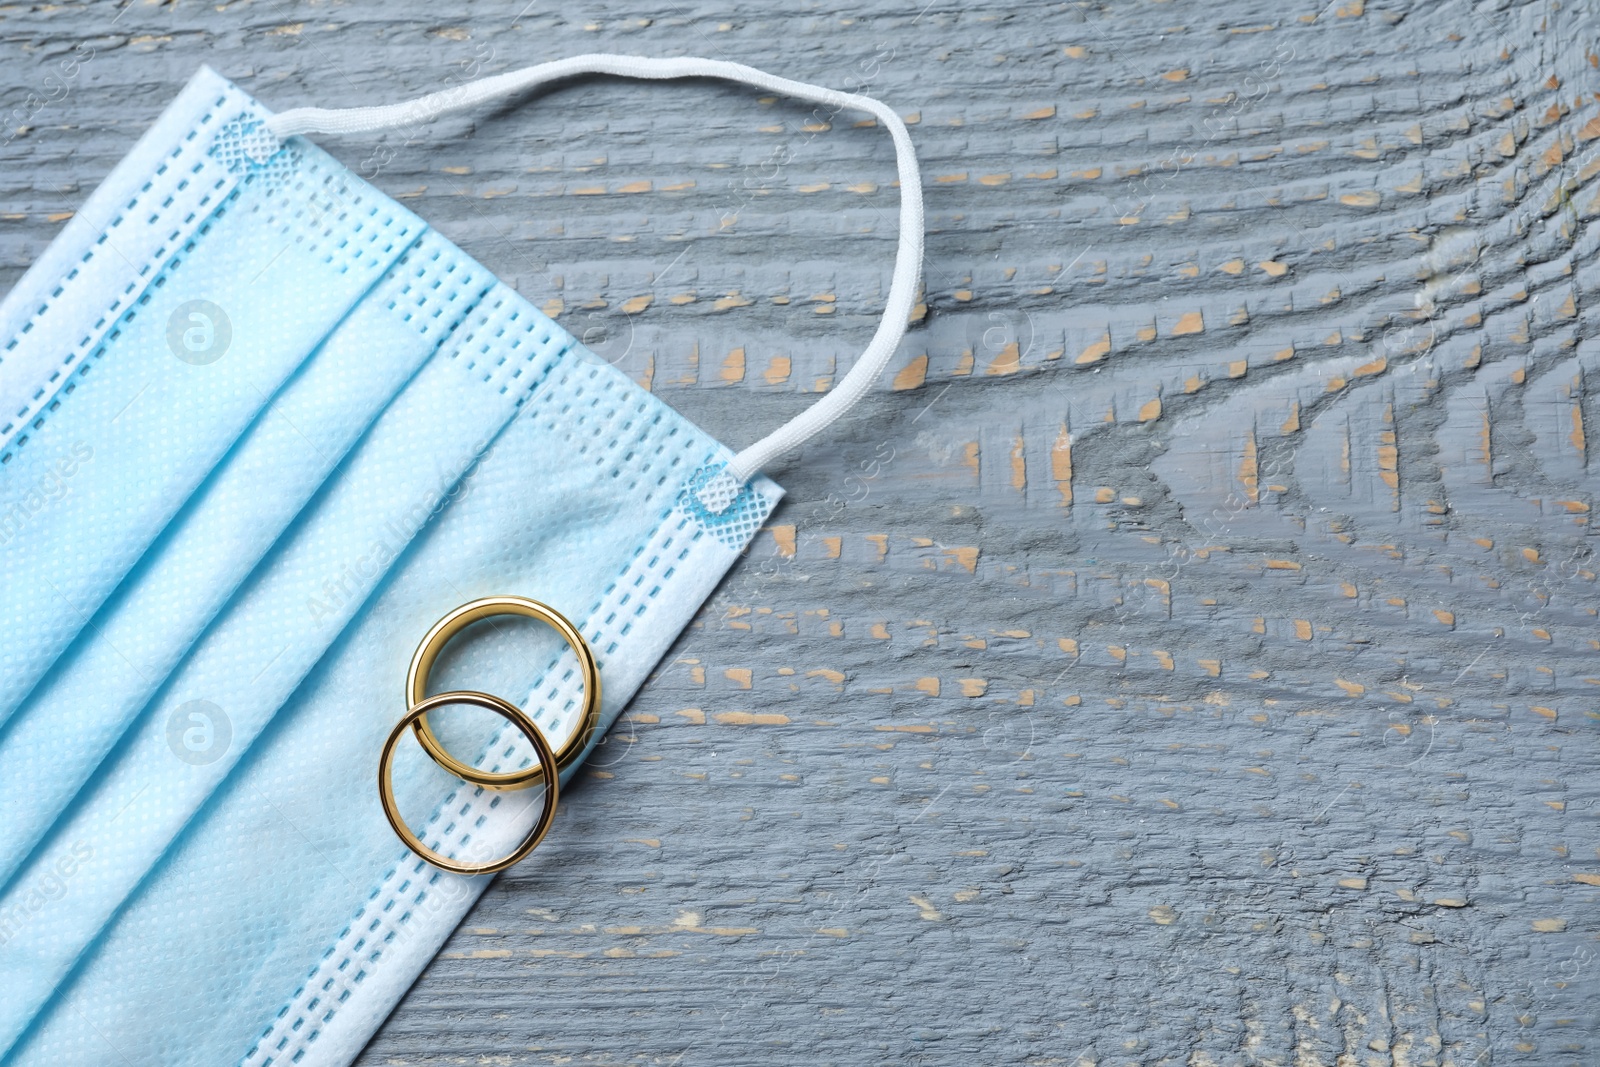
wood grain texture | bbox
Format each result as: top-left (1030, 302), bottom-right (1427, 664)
top-left (3, 1), bottom-right (1597, 1064)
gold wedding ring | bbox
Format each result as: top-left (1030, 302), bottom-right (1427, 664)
top-left (378, 595), bottom-right (604, 875)
top-left (378, 691), bottom-right (559, 876)
top-left (406, 596), bottom-right (602, 789)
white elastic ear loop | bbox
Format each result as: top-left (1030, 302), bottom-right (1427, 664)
top-left (265, 54), bottom-right (924, 499)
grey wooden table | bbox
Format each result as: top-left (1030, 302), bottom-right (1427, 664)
top-left (3, 1), bottom-right (1597, 1064)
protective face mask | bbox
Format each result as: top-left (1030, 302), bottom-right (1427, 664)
top-left (0, 55), bottom-right (921, 1066)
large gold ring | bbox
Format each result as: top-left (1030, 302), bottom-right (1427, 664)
top-left (407, 595), bottom-right (601, 789)
top-left (379, 690), bottom-right (560, 876)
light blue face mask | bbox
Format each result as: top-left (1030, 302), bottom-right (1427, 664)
top-left (0, 56), bottom-right (922, 1066)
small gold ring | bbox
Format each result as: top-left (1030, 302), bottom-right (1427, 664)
top-left (378, 690), bottom-right (559, 876)
top-left (407, 595), bottom-right (601, 789)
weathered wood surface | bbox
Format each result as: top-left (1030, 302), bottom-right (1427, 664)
top-left (3, 0), bottom-right (1598, 1063)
